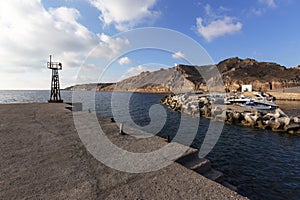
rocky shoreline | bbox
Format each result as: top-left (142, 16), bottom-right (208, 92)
top-left (161, 93), bottom-right (300, 134)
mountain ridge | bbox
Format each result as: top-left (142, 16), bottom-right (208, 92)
top-left (65, 57), bottom-right (300, 92)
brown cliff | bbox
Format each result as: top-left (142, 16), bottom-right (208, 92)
top-left (217, 57), bottom-right (300, 91)
top-left (65, 57), bottom-right (300, 93)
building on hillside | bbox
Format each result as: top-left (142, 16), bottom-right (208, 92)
top-left (241, 84), bottom-right (253, 92)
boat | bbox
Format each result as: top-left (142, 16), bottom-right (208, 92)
top-left (224, 95), bottom-right (251, 104)
top-left (252, 92), bottom-right (278, 108)
top-left (227, 98), bottom-right (251, 104)
top-left (224, 92), bottom-right (278, 109)
top-left (253, 92), bottom-right (274, 101)
top-left (252, 99), bottom-right (278, 108)
top-left (243, 101), bottom-right (273, 110)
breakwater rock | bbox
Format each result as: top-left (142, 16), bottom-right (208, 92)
top-left (161, 93), bottom-right (300, 134)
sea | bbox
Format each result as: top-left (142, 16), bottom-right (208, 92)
top-left (1, 90), bottom-right (300, 200)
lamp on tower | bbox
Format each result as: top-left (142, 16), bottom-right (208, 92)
top-left (47, 55), bottom-right (63, 103)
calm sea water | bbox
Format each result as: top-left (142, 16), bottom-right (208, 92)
top-left (1, 90), bottom-right (300, 200)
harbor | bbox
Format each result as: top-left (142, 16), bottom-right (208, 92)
top-left (2, 0), bottom-right (300, 199)
top-left (161, 91), bottom-right (300, 134)
top-left (0, 91), bottom-right (300, 199)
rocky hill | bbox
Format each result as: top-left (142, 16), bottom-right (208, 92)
top-left (65, 57), bottom-right (300, 93)
top-left (217, 57), bottom-right (300, 91)
top-left (64, 83), bottom-right (115, 91)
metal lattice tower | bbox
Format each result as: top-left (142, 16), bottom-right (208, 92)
top-left (47, 55), bottom-right (63, 103)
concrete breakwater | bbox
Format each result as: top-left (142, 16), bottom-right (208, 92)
top-left (121, 123), bottom-right (238, 192)
top-left (0, 103), bottom-right (246, 199)
top-left (268, 91), bottom-right (300, 101)
top-left (161, 93), bottom-right (300, 134)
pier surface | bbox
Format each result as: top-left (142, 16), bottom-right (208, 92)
top-left (0, 103), bottom-right (246, 199)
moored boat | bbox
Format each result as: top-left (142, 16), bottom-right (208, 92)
top-left (243, 101), bottom-right (273, 110)
top-left (224, 92), bottom-right (278, 109)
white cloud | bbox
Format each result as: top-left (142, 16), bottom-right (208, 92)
top-left (204, 4), bottom-right (217, 19)
top-left (250, 0), bottom-right (276, 16)
top-left (218, 6), bottom-right (231, 12)
top-left (82, 64), bottom-right (97, 70)
top-left (91, 33), bottom-right (130, 59)
top-left (172, 51), bottom-right (186, 60)
top-left (259, 0), bottom-right (277, 8)
top-left (118, 57), bottom-right (131, 65)
top-left (88, 0), bottom-right (160, 31)
top-left (127, 65), bottom-right (149, 75)
top-left (196, 15), bottom-right (242, 42)
top-left (0, 0), bottom-right (100, 89)
top-left (196, 17), bottom-right (242, 42)
top-left (249, 0), bottom-right (277, 17)
top-left (121, 65), bottom-right (153, 79)
top-left (195, 4), bottom-right (242, 42)
top-left (250, 8), bottom-right (264, 16)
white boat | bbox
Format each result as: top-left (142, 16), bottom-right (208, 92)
top-left (224, 92), bottom-right (278, 108)
top-left (224, 95), bottom-right (251, 104)
top-left (252, 99), bottom-right (278, 108)
top-left (252, 92), bottom-right (278, 107)
top-left (243, 101), bottom-right (273, 110)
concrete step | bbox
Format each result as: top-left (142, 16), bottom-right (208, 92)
top-left (175, 151), bottom-right (199, 164)
top-left (182, 158), bottom-right (212, 174)
top-left (175, 150), bottom-right (225, 185)
top-left (202, 169), bottom-right (224, 183)
top-left (175, 151), bottom-right (212, 174)
top-left (222, 181), bottom-right (238, 192)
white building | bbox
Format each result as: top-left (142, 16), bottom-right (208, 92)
top-left (241, 85), bottom-right (253, 92)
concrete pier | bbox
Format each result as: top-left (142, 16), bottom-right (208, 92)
top-left (0, 103), bottom-right (246, 199)
top-left (268, 92), bottom-right (300, 101)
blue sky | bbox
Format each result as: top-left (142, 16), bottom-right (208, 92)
top-left (0, 0), bottom-right (299, 89)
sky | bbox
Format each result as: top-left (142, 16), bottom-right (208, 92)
top-left (0, 0), bottom-right (300, 89)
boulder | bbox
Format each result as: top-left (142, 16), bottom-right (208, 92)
top-left (243, 113), bottom-right (256, 127)
top-left (293, 117), bottom-right (300, 123)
